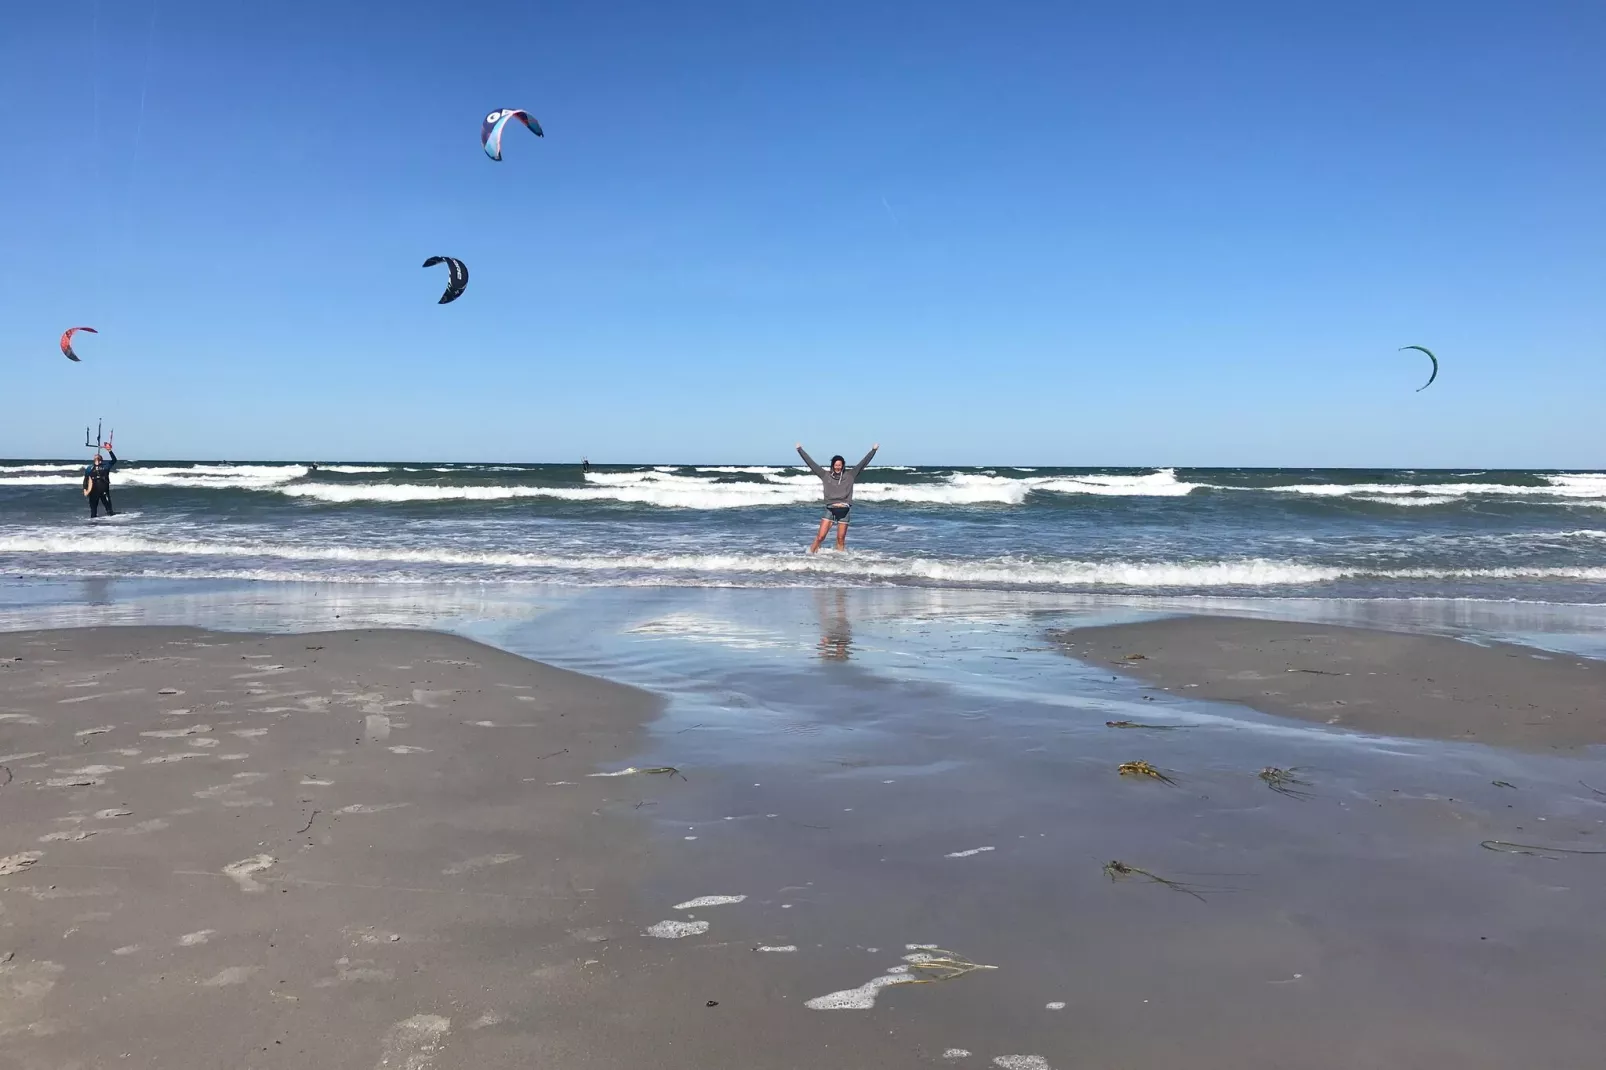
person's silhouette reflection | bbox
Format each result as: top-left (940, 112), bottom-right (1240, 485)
top-left (815, 588), bottom-right (853, 661)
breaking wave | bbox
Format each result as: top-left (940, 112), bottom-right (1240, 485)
top-left (5, 533), bottom-right (1606, 590)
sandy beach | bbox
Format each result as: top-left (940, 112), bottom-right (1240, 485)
top-left (0, 626), bottom-right (660, 1068)
top-left (1058, 615), bottom-right (1606, 749)
top-left (4, 601), bottom-right (1606, 1070)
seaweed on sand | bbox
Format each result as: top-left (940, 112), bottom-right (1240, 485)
top-left (1258, 766), bottom-right (1313, 799)
top-left (899, 947), bottom-right (999, 984)
top-left (1117, 760), bottom-right (1177, 785)
top-left (1102, 860), bottom-right (1208, 902)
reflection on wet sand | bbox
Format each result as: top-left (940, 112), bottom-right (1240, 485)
top-left (3, 581), bottom-right (1606, 1068)
top-left (815, 588), bottom-right (854, 661)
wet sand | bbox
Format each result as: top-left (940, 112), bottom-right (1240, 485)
top-left (1057, 615), bottom-right (1606, 749)
top-left (5, 609), bottom-right (1606, 1070)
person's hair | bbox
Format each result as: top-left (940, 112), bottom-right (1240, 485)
top-left (830, 454), bottom-right (845, 467)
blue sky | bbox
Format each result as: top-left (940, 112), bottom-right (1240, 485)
top-left (2, 0), bottom-right (1601, 465)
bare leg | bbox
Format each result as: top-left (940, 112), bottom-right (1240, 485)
top-left (808, 517), bottom-right (833, 553)
top-left (835, 522), bottom-right (849, 550)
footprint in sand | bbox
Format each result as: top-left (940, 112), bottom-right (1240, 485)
top-left (200, 966), bottom-right (259, 987)
top-left (315, 957), bottom-right (395, 987)
top-left (375, 1014), bottom-right (451, 1070)
top-left (223, 854), bottom-right (275, 893)
top-left (442, 854), bottom-right (520, 876)
top-left (141, 725), bottom-right (211, 738)
top-left (0, 852), bottom-right (44, 876)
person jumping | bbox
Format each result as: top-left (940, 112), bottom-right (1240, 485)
top-left (796, 442), bottom-right (877, 553)
top-left (82, 448), bottom-right (119, 518)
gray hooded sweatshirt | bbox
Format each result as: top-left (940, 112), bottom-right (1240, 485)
top-left (798, 446), bottom-right (877, 505)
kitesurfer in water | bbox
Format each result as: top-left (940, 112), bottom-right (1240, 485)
top-left (796, 443), bottom-right (877, 553)
top-left (82, 449), bottom-right (118, 518)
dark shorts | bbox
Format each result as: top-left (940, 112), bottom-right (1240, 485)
top-left (823, 503), bottom-right (851, 524)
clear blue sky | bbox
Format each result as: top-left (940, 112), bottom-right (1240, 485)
top-left (2, 0), bottom-right (1601, 466)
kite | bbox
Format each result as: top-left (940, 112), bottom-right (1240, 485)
top-left (481, 109), bottom-right (543, 161)
top-left (60, 326), bottom-right (98, 362)
top-left (1400, 345), bottom-right (1438, 391)
top-left (422, 256), bottom-right (468, 304)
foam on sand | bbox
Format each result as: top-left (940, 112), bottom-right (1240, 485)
top-left (944, 846), bottom-right (995, 859)
top-left (672, 894), bottom-right (747, 909)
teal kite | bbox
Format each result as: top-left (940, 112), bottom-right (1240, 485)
top-left (1400, 345), bottom-right (1438, 391)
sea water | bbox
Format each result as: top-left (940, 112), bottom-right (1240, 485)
top-left (2, 461), bottom-right (1605, 602)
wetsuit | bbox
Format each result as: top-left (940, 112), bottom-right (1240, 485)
top-left (798, 446), bottom-right (876, 523)
top-left (82, 450), bottom-right (118, 518)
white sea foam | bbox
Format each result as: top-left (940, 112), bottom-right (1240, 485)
top-left (693, 466), bottom-right (787, 474)
top-left (1265, 473), bottom-right (1606, 501)
top-left (672, 895), bottom-right (747, 909)
top-left (804, 971), bottom-right (914, 1010)
top-left (8, 462), bottom-right (1602, 509)
top-left (6, 533), bottom-right (1606, 589)
top-left (267, 468), bottom-right (1200, 508)
top-left (1030, 468), bottom-right (1201, 497)
top-left (0, 463), bottom-right (307, 490)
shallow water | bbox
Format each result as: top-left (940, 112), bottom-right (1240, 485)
top-left (5, 461), bottom-right (1606, 602)
top-left (4, 579), bottom-right (1605, 1067)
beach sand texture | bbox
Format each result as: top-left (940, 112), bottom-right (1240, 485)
top-left (1060, 615), bottom-right (1606, 749)
top-left (3, 618), bottom-right (1605, 1069)
top-left (0, 627), bottom-right (658, 1069)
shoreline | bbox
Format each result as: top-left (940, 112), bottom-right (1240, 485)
top-left (5, 604), bottom-right (1606, 1068)
top-left (1056, 615), bottom-right (1606, 750)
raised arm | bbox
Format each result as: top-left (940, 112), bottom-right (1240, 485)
top-left (851, 444), bottom-right (879, 475)
top-left (104, 449), bottom-right (117, 469)
top-left (796, 444), bottom-right (826, 478)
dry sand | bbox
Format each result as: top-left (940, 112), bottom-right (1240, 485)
top-left (1057, 615), bottom-right (1606, 749)
top-left (0, 626), bottom-right (657, 1068)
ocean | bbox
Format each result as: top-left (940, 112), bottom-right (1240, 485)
top-left (3, 460), bottom-right (1604, 603)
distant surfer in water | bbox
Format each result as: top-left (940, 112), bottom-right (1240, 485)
top-left (797, 442), bottom-right (877, 553)
top-left (582, 457), bottom-right (590, 473)
top-left (82, 449), bottom-right (118, 518)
